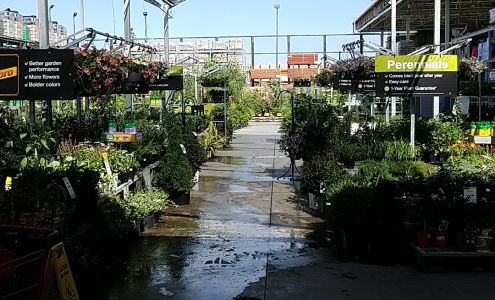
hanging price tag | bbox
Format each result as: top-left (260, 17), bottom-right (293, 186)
top-left (101, 152), bottom-right (112, 176)
top-left (62, 177), bottom-right (77, 200)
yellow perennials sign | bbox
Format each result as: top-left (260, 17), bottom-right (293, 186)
top-left (375, 55), bottom-right (459, 73)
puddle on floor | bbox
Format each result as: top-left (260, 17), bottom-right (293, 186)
top-left (102, 237), bottom-right (322, 300)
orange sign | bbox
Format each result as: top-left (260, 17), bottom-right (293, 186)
top-left (0, 66), bottom-right (17, 81)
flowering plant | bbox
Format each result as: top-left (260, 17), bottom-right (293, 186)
top-left (331, 56), bottom-right (375, 79)
top-left (460, 57), bottom-right (487, 80)
top-left (73, 48), bottom-right (168, 97)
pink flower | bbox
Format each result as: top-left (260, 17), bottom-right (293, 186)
top-left (110, 58), bottom-right (117, 66)
top-left (84, 68), bottom-right (91, 75)
top-left (104, 78), bottom-right (113, 87)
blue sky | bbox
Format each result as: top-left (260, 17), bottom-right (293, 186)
top-left (2, 0), bottom-right (379, 64)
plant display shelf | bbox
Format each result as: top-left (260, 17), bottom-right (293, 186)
top-left (101, 161), bottom-right (160, 201)
top-left (411, 243), bottom-right (495, 272)
top-left (467, 135), bottom-right (495, 144)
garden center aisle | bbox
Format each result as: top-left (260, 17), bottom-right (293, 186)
top-left (102, 120), bottom-right (324, 299)
top-left (103, 121), bottom-right (495, 300)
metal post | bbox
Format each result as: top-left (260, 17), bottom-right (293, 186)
top-left (391, 0), bottom-right (397, 53)
top-left (124, 0), bottom-right (132, 114)
top-left (359, 34), bottom-right (364, 55)
top-left (72, 13), bottom-right (77, 34)
top-left (323, 35), bottom-right (327, 68)
top-left (49, 4), bottom-right (54, 23)
top-left (274, 4), bottom-right (280, 74)
top-left (224, 66), bottom-right (228, 141)
top-left (287, 35), bottom-right (291, 83)
top-left (250, 36), bottom-right (255, 68)
top-left (38, 0), bottom-right (51, 125)
top-left (433, 0), bottom-right (441, 118)
top-left (181, 91), bottom-right (185, 134)
top-left (163, 5), bottom-right (171, 110)
top-left (410, 97), bottom-right (415, 148)
top-left (144, 12), bottom-right (148, 42)
top-left (445, 0), bottom-right (450, 44)
top-left (80, 0), bottom-right (85, 30)
top-left (348, 91), bottom-right (352, 113)
top-left (479, 73), bottom-right (482, 121)
top-left (385, 99), bottom-right (390, 125)
top-left (406, 16), bottom-right (411, 41)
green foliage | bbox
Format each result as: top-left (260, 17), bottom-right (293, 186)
top-left (155, 120), bottom-right (194, 193)
top-left (301, 156), bottom-right (344, 195)
top-left (184, 132), bottom-right (207, 173)
top-left (120, 188), bottom-right (170, 220)
top-left (314, 69), bottom-right (335, 87)
top-left (201, 119), bottom-right (226, 154)
top-left (201, 62), bottom-right (246, 100)
top-left (229, 91), bottom-right (261, 130)
top-left (19, 126), bottom-right (57, 170)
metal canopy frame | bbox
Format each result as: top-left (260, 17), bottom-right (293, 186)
top-left (355, 0), bottom-right (493, 32)
top-left (51, 28), bottom-right (156, 56)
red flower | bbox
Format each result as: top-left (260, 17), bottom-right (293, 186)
top-left (104, 78), bottom-right (113, 87)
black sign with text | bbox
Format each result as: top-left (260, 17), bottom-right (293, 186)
top-left (0, 49), bottom-right (74, 100)
top-left (148, 76), bottom-right (184, 91)
top-left (332, 77), bottom-right (376, 94)
top-left (375, 72), bottom-right (457, 97)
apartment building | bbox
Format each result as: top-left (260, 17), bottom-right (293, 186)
top-left (1, 8), bottom-right (23, 40)
top-left (1, 8), bottom-right (67, 43)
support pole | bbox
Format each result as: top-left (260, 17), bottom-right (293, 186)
top-left (323, 35), bottom-right (327, 68)
top-left (406, 16), bottom-right (411, 41)
top-left (250, 36), bottom-right (255, 68)
top-left (410, 97), bottom-right (415, 148)
top-left (80, 0), bottom-right (85, 30)
top-left (124, 0), bottom-right (132, 115)
top-left (391, 0), bottom-right (397, 53)
top-left (433, 0), bottom-right (441, 118)
top-left (445, 0), bottom-right (450, 44)
top-left (38, 0), bottom-right (51, 125)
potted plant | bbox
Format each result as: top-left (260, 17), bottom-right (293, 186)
top-left (155, 124), bottom-right (194, 205)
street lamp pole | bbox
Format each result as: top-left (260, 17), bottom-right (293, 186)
top-left (274, 4), bottom-right (280, 75)
top-left (49, 4), bottom-right (54, 23)
top-left (143, 11), bottom-right (148, 42)
top-left (72, 12), bottom-right (77, 34)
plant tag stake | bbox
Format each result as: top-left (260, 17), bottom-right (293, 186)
top-left (180, 144), bottom-right (187, 154)
top-left (101, 152), bottom-right (112, 176)
top-left (5, 176), bottom-right (12, 191)
top-left (63, 177), bottom-right (77, 200)
top-left (463, 187), bottom-right (477, 203)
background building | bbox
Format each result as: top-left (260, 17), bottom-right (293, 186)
top-left (0, 8), bottom-right (67, 43)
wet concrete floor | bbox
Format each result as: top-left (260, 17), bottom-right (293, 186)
top-left (103, 121), bottom-right (324, 299)
top-left (103, 121), bottom-right (495, 300)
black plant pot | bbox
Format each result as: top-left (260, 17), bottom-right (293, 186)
top-left (173, 191), bottom-right (191, 206)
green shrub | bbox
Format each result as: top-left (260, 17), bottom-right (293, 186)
top-left (184, 133), bottom-right (207, 173)
top-left (301, 156), bottom-right (344, 195)
top-left (155, 124), bottom-right (194, 194)
top-left (120, 188), bottom-right (169, 220)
